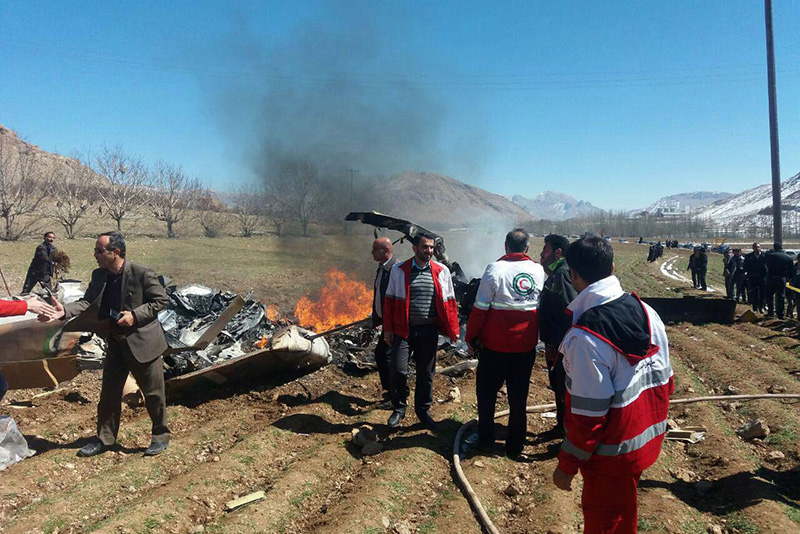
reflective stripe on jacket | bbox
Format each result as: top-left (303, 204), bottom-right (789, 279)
top-left (557, 276), bottom-right (674, 476)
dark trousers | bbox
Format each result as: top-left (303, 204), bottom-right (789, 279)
top-left (766, 276), bottom-right (787, 318)
top-left (545, 347), bottom-right (567, 432)
top-left (725, 276), bottom-right (733, 298)
top-left (696, 269), bottom-right (707, 291)
top-left (98, 336), bottom-right (170, 446)
top-left (476, 347), bottom-right (535, 456)
top-left (734, 277), bottom-right (746, 302)
top-left (374, 335), bottom-right (391, 393)
top-left (389, 324), bottom-right (438, 419)
top-left (691, 270), bottom-right (699, 288)
top-left (748, 277), bottom-right (766, 312)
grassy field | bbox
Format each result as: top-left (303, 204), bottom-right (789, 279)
top-left (0, 232), bottom-right (730, 311)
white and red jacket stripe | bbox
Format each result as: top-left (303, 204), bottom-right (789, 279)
top-left (558, 275), bottom-right (674, 476)
top-left (383, 258), bottom-right (460, 341)
top-left (465, 253), bottom-right (545, 353)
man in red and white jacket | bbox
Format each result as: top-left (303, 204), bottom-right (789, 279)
top-left (383, 232), bottom-right (459, 430)
top-left (552, 237), bottom-right (673, 534)
top-left (465, 228), bottom-right (545, 457)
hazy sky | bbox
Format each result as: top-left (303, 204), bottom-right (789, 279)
top-left (2, 1), bottom-right (799, 210)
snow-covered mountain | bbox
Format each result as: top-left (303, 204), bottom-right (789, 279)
top-left (644, 191), bottom-right (732, 214)
top-left (695, 172), bottom-right (800, 227)
top-left (512, 191), bottom-right (604, 221)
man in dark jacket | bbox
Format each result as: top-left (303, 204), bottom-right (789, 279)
top-left (51, 231), bottom-right (170, 457)
top-left (730, 249), bottom-right (746, 302)
top-left (687, 249), bottom-right (699, 288)
top-left (538, 234), bottom-right (577, 434)
top-left (764, 243), bottom-right (793, 319)
top-left (22, 231), bottom-right (57, 293)
top-left (696, 248), bottom-right (708, 291)
top-left (370, 237), bottom-right (397, 404)
top-left (743, 243), bottom-right (768, 313)
top-left (723, 250), bottom-right (734, 298)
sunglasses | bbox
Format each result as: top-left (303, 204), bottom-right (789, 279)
top-left (94, 247), bottom-right (112, 254)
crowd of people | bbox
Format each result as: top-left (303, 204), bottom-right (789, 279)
top-left (371, 231), bottom-right (673, 533)
top-left (722, 242), bottom-right (800, 319)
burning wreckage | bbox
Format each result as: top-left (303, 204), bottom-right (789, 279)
top-left (0, 212), bottom-right (480, 401)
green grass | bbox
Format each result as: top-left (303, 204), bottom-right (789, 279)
top-left (786, 505), bottom-right (800, 524)
top-left (765, 427), bottom-right (799, 447)
top-left (638, 516), bottom-right (657, 531)
top-left (42, 517), bottom-right (67, 534)
top-left (725, 511), bottom-right (760, 533)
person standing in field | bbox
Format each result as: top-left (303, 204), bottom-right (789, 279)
top-left (382, 232), bottom-right (459, 431)
top-left (370, 236), bottom-right (397, 406)
top-left (538, 233), bottom-right (577, 435)
top-left (465, 228), bottom-right (545, 457)
top-left (22, 231), bottom-right (57, 293)
top-left (552, 237), bottom-right (673, 534)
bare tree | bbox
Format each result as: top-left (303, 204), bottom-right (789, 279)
top-left (281, 160), bottom-right (323, 237)
top-left (232, 186), bottom-right (262, 237)
top-left (262, 172), bottom-right (293, 237)
top-left (150, 161), bottom-right (201, 238)
top-left (93, 145), bottom-right (149, 232)
top-left (0, 137), bottom-right (53, 241)
top-left (50, 157), bottom-right (97, 239)
top-left (196, 188), bottom-right (227, 238)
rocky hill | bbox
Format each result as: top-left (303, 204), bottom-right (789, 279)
top-left (512, 191), bottom-right (604, 221)
top-left (694, 171), bottom-right (800, 229)
top-left (377, 171), bottom-right (531, 229)
top-left (643, 191), bottom-right (732, 214)
top-left (0, 123), bottom-right (103, 184)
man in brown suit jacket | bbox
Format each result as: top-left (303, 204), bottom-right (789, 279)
top-left (52, 231), bottom-right (170, 457)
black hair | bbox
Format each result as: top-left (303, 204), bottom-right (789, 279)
top-left (773, 242), bottom-right (782, 251)
top-left (544, 234), bottom-right (569, 255)
top-left (413, 231), bottom-right (436, 247)
top-left (564, 236), bottom-right (613, 284)
top-left (505, 228), bottom-right (529, 253)
top-left (100, 231), bottom-right (126, 258)
top-left (43, 231), bottom-right (55, 239)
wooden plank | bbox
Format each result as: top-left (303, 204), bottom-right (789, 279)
top-left (0, 356), bottom-right (80, 390)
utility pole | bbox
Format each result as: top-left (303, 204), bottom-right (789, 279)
top-left (345, 168), bottom-right (358, 235)
top-left (764, 0), bottom-right (782, 247)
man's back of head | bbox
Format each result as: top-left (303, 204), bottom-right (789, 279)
top-left (505, 228), bottom-right (529, 254)
top-left (565, 236), bottom-right (613, 285)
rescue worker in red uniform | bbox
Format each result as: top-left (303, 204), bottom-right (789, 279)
top-left (552, 237), bottom-right (673, 533)
top-left (465, 228), bottom-right (545, 457)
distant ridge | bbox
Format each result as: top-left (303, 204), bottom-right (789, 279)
top-left (512, 191), bottom-right (604, 221)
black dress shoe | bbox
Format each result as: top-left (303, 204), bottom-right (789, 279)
top-left (387, 410), bottom-right (405, 428)
top-left (418, 412), bottom-right (437, 431)
top-left (77, 441), bottom-right (107, 457)
top-left (144, 441), bottom-right (169, 456)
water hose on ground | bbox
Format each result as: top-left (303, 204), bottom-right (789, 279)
top-left (452, 394), bottom-right (800, 534)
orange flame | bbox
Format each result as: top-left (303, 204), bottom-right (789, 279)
top-left (265, 304), bottom-right (280, 322)
top-left (255, 335), bottom-right (269, 349)
top-left (294, 270), bottom-right (372, 332)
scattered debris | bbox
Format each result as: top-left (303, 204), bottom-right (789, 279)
top-left (665, 425), bottom-right (707, 444)
top-left (448, 387), bottom-right (462, 403)
top-left (736, 419), bottom-right (770, 440)
top-left (738, 309), bottom-right (759, 323)
top-left (438, 359), bottom-right (478, 377)
top-left (768, 450), bottom-right (785, 460)
top-left (0, 416), bottom-right (35, 470)
top-left (767, 384), bottom-right (787, 394)
top-left (225, 490), bottom-right (265, 512)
